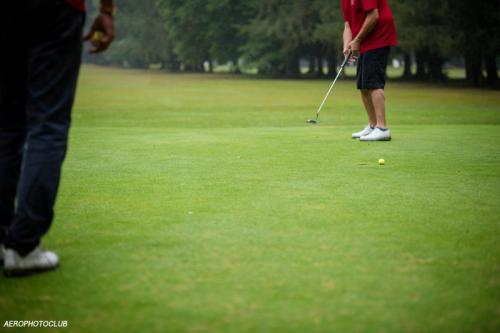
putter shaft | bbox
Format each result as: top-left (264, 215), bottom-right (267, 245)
top-left (312, 52), bottom-right (352, 121)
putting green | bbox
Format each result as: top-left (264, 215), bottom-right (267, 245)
top-left (1, 66), bottom-right (499, 333)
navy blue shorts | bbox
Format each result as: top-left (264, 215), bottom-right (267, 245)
top-left (356, 47), bottom-right (390, 90)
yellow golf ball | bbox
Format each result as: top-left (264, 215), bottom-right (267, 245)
top-left (378, 158), bottom-right (385, 165)
top-left (91, 31), bottom-right (105, 46)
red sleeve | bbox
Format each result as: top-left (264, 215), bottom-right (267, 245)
top-left (361, 0), bottom-right (378, 11)
top-left (342, 0), bottom-right (350, 22)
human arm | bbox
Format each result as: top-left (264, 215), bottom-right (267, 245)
top-left (348, 8), bottom-right (379, 57)
top-left (83, 0), bottom-right (116, 54)
top-left (343, 21), bottom-right (353, 58)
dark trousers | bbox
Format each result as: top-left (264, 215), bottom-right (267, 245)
top-left (0, 1), bottom-right (84, 255)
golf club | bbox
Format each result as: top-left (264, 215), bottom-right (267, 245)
top-left (307, 50), bottom-right (352, 124)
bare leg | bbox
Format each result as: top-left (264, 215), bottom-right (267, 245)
top-left (369, 89), bottom-right (387, 128)
top-left (361, 89), bottom-right (376, 126)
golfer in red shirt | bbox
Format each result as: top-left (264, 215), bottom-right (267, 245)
top-left (342, 0), bottom-right (397, 141)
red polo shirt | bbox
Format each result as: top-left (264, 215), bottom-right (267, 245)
top-left (342, 0), bottom-right (397, 54)
top-left (66, 0), bottom-right (86, 11)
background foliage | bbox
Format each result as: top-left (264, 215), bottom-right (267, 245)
top-left (83, 0), bottom-right (500, 86)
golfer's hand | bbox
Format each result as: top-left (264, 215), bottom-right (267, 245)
top-left (348, 39), bottom-right (361, 59)
top-left (83, 13), bottom-right (115, 54)
top-left (342, 48), bottom-right (355, 65)
top-left (344, 47), bottom-right (356, 64)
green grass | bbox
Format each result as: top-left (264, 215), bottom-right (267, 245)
top-left (1, 65), bottom-right (499, 333)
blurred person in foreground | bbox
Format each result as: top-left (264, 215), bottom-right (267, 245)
top-left (342, 0), bottom-right (397, 141)
top-left (0, 0), bottom-right (115, 277)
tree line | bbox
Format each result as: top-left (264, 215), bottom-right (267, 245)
top-left (83, 0), bottom-right (500, 86)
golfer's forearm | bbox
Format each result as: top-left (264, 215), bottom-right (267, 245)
top-left (353, 9), bottom-right (379, 43)
top-left (100, 0), bottom-right (115, 8)
top-left (100, 0), bottom-right (115, 17)
top-left (343, 23), bottom-right (353, 50)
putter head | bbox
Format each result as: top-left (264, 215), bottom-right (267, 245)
top-left (307, 119), bottom-right (318, 124)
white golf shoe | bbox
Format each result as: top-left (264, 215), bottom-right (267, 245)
top-left (359, 127), bottom-right (391, 141)
top-left (0, 246), bottom-right (3, 267)
top-left (3, 246), bottom-right (59, 277)
top-left (352, 125), bottom-right (374, 139)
